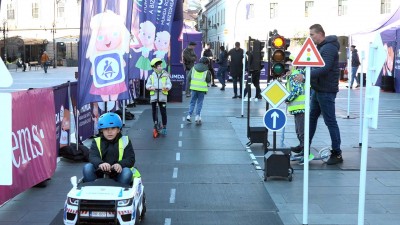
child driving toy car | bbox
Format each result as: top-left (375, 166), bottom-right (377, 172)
top-left (82, 112), bottom-right (135, 185)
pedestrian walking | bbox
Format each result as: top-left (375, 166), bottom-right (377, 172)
top-left (216, 46), bottom-right (228, 90)
top-left (227, 42), bottom-right (244, 99)
top-left (41, 51), bottom-right (50, 73)
top-left (297, 24), bottom-right (343, 165)
top-left (347, 45), bottom-right (361, 89)
top-left (186, 57), bottom-right (211, 125)
top-left (202, 43), bottom-right (217, 87)
top-left (182, 42), bottom-right (198, 98)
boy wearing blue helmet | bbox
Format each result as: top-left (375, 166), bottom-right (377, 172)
top-left (82, 112), bottom-right (135, 185)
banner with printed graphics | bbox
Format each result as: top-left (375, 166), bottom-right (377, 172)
top-left (78, 0), bottom-right (178, 108)
top-left (0, 88), bottom-right (56, 205)
top-left (53, 83), bottom-right (70, 152)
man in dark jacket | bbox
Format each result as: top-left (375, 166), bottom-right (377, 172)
top-left (182, 42), bottom-right (198, 97)
top-left (348, 45), bottom-right (361, 88)
top-left (228, 42), bottom-right (244, 98)
top-left (202, 43), bottom-right (217, 87)
top-left (300, 24), bottom-right (343, 165)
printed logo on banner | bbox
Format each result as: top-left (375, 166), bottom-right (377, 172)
top-left (93, 52), bottom-right (125, 88)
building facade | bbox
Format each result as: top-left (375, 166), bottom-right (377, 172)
top-left (198, 0), bottom-right (400, 60)
top-left (0, 0), bottom-right (81, 65)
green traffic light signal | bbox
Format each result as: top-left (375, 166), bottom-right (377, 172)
top-left (272, 63), bottom-right (285, 74)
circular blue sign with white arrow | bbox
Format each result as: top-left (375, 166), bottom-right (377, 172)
top-left (263, 108), bottom-right (287, 131)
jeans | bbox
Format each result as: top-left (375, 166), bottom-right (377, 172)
top-left (309, 91), bottom-right (341, 154)
top-left (217, 66), bottom-right (228, 86)
top-left (43, 62), bottom-right (49, 73)
top-left (188, 90), bottom-right (205, 116)
top-left (82, 163), bottom-right (133, 185)
top-left (350, 66), bottom-right (359, 87)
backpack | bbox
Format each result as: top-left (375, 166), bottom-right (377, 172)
top-left (59, 143), bottom-right (89, 162)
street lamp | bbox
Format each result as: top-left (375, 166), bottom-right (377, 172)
top-left (51, 22), bottom-right (56, 68)
top-left (1, 20), bottom-right (8, 62)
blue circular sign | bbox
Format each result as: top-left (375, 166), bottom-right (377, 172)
top-left (263, 108), bottom-right (287, 131)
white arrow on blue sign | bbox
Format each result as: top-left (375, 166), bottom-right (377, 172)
top-left (263, 108), bottom-right (287, 131)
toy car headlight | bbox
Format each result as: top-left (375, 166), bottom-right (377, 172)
top-left (67, 197), bottom-right (79, 206)
top-left (117, 198), bottom-right (133, 207)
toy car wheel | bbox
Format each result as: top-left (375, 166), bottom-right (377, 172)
top-left (135, 205), bottom-right (140, 225)
top-left (141, 193), bottom-right (146, 219)
top-left (288, 174), bottom-right (293, 182)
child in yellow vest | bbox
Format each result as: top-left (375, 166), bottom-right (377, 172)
top-left (146, 58), bottom-right (172, 137)
top-left (285, 59), bottom-right (314, 164)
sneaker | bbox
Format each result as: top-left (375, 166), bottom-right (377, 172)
top-left (290, 145), bottom-right (303, 153)
top-left (355, 85), bottom-right (360, 88)
top-left (211, 84), bottom-right (217, 87)
top-left (195, 115), bottom-right (201, 124)
top-left (243, 98), bottom-right (249, 102)
top-left (254, 98), bottom-right (258, 102)
top-left (186, 115), bottom-right (191, 123)
top-left (161, 128), bottom-right (167, 135)
top-left (326, 151), bottom-right (343, 165)
top-left (238, 95), bottom-right (242, 98)
top-left (299, 153), bottom-right (315, 165)
top-left (232, 95), bottom-right (238, 99)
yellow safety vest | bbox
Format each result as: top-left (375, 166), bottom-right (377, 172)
top-left (94, 137), bottom-right (141, 178)
top-left (149, 73), bottom-right (168, 95)
top-left (286, 70), bottom-right (305, 112)
top-left (190, 69), bottom-right (208, 92)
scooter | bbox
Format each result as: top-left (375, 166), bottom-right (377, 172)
top-left (290, 146), bottom-right (331, 165)
top-left (152, 89), bottom-right (166, 138)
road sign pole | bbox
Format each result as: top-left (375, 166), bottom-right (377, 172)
top-left (302, 67), bottom-right (311, 224)
top-left (358, 51), bottom-right (365, 146)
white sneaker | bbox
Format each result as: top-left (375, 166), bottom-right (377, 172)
top-left (186, 115), bottom-right (191, 123)
top-left (195, 115), bottom-right (201, 124)
top-left (243, 98), bottom-right (248, 102)
top-left (254, 98), bottom-right (258, 102)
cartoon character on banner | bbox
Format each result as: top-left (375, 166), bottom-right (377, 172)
top-left (85, 10), bottom-right (131, 102)
top-left (60, 105), bottom-right (70, 148)
top-left (154, 31), bottom-right (171, 69)
top-left (92, 102), bottom-right (99, 135)
top-left (131, 21), bottom-right (156, 80)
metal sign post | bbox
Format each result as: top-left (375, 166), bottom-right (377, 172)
top-left (292, 37), bottom-right (325, 225)
top-left (357, 34), bottom-right (386, 225)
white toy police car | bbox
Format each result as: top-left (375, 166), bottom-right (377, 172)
top-left (63, 172), bottom-right (146, 225)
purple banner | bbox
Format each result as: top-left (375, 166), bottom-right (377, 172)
top-left (0, 89), bottom-right (57, 205)
top-left (78, 0), bottom-right (178, 108)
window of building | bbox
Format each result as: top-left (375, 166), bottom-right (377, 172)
top-left (7, 4), bottom-right (15, 20)
top-left (57, 2), bottom-right (65, 18)
top-left (338, 0), bottom-right (348, 16)
top-left (305, 1), bottom-right (314, 17)
top-left (247, 4), bottom-right (255, 19)
top-left (270, 3), bottom-right (278, 19)
top-left (32, 2), bottom-right (39, 18)
top-left (381, 0), bottom-right (391, 14)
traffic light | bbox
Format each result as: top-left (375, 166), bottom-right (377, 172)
top-left (249, 39), bottom-right (265, 71)
top-left (270, 35), bottom-right (286, 77)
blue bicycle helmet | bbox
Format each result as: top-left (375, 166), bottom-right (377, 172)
top-left (98, 112), bottom-right (122, 129)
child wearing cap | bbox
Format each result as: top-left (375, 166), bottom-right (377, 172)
top-left (146, 58), bottom-right (172, 137)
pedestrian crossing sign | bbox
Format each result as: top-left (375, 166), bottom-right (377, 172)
top-left (292, 37), bottom-right (325, 67)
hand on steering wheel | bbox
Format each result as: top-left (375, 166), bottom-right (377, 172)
top-left (99, 162), bottom-right (112, 172)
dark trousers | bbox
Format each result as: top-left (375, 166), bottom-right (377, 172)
top-left (309, 91), bottom-right (341, 153)
top-left (152, 101), bottom-right (167, 127)
top-left (232, 73), bottom-right (243, 96)
top-left (244, 71), bottom-right (261, 98)
top-left (209, 64), bottom-right (216, 85)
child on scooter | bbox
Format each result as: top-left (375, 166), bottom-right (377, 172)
top-left (146, 58), bottom-right (172, 137)
top-left (82, 112), bottom-right (135, 185)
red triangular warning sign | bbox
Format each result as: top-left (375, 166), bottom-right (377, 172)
top-left (292, 37), bottom-right (325, 67)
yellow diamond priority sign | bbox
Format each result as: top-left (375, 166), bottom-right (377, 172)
top-left (261, 80), bottom-right (289, 108)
